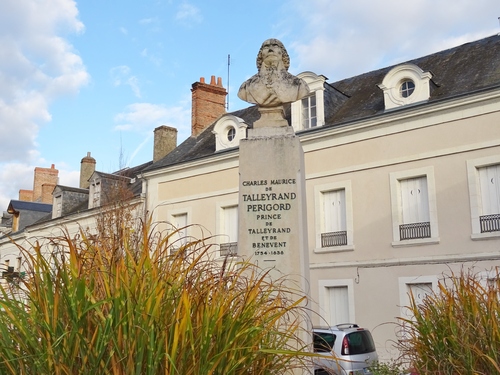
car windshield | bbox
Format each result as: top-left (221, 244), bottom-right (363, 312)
top-left (344, 331), bottom-right (376, 355)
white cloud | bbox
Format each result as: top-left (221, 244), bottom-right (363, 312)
top-left (288, 0), bottom-right (499, 81)
top-left (0, 0), bottom-right (88, 210)
top-left (110, 65), bottom-right (142, 98)
top-left (0, 162), bottom-right (36, 211)
top-left (114, 102), bottom-right (190, 134)
top-left (175, 2), bottom-right (203, 26)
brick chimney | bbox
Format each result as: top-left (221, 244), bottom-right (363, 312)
top-left (33, 164), bottom-right (58, 202)
top-left (19, 189), bottom-right (33, 202)
top-left (153, 126), bottom-right (177, 162)
top-left (80, 152), bottom-right (96, 189)
top-left (191, 75), bottom-right (227, 137)
top-left (41, 183), bottom-right (55, 204)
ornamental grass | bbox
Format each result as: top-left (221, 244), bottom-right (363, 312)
top-left (0, 207), bottom-right (310, 374)
top-left (398, 268), bottom-right (500, 375)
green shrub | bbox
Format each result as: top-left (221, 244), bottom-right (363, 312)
top-left (397, 268), bottom-right (500, 375)
top-left (0, 212), bottom-right (311, 374)
top-left (369, 361), bottom-right (406, 375)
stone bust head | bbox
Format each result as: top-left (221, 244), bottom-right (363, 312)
top-left (256, 39), bottom-right (290, 72)
top-left (238, 38), bottom-right (309, 109)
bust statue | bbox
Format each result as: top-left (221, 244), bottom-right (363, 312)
top-left (238, 39), bottom-right (310, 108)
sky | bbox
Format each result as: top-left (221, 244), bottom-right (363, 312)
top-left (0, 0), bottom-right (499, 210)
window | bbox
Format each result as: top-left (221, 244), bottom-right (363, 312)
top-left (227, 127), bottom-right (236, 141)
top-left (314, 181), bottom-right (353, 252)
top-left (54, 194), bottom-right (62, 218)
top-left (321, 189), bottom-right (347, 247)
top-left (478, 164), bottom-right (500, 232)
top-left (220, 205), bottom-right (238, 257)
top-left (319, 279), bottom-right (355, 326)
top-left (400, 80), bottom-right (415, 98)
top-left (390, 167), bottom-right (439, 246)
top-left (467, 156), bottom-right (500, 239)
top-left (399, 276), bottom-right (437, 320)
top-left (378, 63), bottom-right (432, 110)
top-left (213, 115), bottom-right (248, 151)
top-left (399, 176), bottom-right (430, 240)
top-left (313, 331), bottom-right (336, 353)
top-left (290, 72), bottom-right (326, 131)
top-left (89, 181), bottom-right (101, 209)
top-left (328, 286), bottom-right (349, 324)
top-left (301, 95), bottom-right (317, 128)
top-left (171, 212), bottom-right (188, 253)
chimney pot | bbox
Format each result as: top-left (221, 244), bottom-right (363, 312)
top-left (217, 77), bottom-right (223, 87)
top-left (210, 75), bottom-right (216, 85)
top-left (200, 77), bottom-right (205, 83)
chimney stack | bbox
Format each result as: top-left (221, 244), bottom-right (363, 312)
top-left (41, 183), bottom-right (55, 204)
top-left (18, 189), bottom-right (33, 202)
top-left (191, 75), bottom-right (227, 137)
top-left (153, 126), bottom-right (177, 163)
top-left (80, 152), bottom-right (96, 189)
top-left (32, 164), bottom-right (58, 202)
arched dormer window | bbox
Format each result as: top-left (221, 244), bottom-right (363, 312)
top-left (378, 64), bottom-right (432, 110)
top-left (212, 115), bottom-right (248, 151)
top-left (291, 71), bottom-right (327, 131)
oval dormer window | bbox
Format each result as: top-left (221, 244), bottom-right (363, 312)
top-left (227, 126), bottom-right (236, 141)
top-left (400, 80), bottom-right (415, 98)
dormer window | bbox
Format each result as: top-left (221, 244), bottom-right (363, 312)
top-left (301, 94), bottom-right (317, 128)
top-left (291, 71), bottom-right (327, 131)
top-left (378, 64), bottom-right (432, 110)
top-left (400, 80), bottom-right (415, 98)
top-left (227, 126), bottom-right (236, 141)
top-left (213, 115), bottom-right (248, 151)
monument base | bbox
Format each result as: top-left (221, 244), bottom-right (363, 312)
top-left (253, 106), bottom-right (288, 128)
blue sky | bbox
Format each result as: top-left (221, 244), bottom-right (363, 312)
top-left (1, 0), bottom-right (499, 209)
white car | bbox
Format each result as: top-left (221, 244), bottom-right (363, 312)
top-left (313, 324), bottom-right (378, 375)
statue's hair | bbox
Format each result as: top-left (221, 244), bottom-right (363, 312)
top-left (256, 39), bottom-right (290, 71)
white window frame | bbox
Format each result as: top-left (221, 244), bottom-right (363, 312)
top-left (467, 155), bottom-right (500, 240)
top-left (314, 181), bottom-right (354, 253)
top-left (216, 199), bottom-right (239, 257)
top-left (378, 63), bottom-right (432, 110)
top-left (301, 94), bottom-right (317, 129)
top-left (53, 194), bottom-right (62, 219)
top-left (398, 275), bottom-right (438, 321)
top-left (390, 166), bottom-right (439, 247)
top-left (168, 208), bottom-right (191, 253)
top-left (89, 180), bottom-right (101, 209)
top-left (291, 71), bottom-right (326, 131)
top-left (318, 279), bottom-right (355, 326)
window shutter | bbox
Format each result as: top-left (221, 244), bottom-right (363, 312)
top-left (479, 164), bottom-right (500, 215)
top-left (323, 190), bottom-right (346, 232)
top-left (223, 206), bottom-right (238, 242)
top-left (400, 177), bottom-right (429, 224)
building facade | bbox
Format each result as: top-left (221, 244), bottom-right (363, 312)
top-left (1, 35), bottom-right (500, 360)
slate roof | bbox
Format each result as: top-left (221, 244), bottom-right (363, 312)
top-left (7, 200), bottom-right (52, 213)
top-left (327, 33), bottom-right (500, 125)
top-left (144, 34), bottom-right (500, 173)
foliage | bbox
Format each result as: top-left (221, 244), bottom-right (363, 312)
top-left (397, 268), bottom-right (500, 375)
top-left (369, 361), bottom-right (407, 375)
top-left (0, 207), bottom-right (311, 375)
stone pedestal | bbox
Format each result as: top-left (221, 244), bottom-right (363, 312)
top-left (238, 126), bottom-right (310, 294)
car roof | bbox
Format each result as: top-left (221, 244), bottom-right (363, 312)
top-left (313, 324), bottom-right (367, 333)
